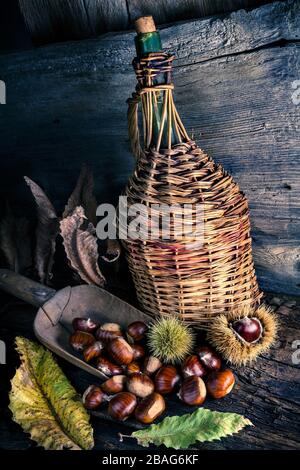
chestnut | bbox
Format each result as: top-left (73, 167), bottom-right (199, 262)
top-left (69, 331), bottom-right (95, 352)
top-left (72, 317), bottom-right (99, 333)
top-left (108, 392), bottom-right (137, 421)
top-left (96, 357), bottom-right (123, 377)
top-left (82, 385), bottom-right (105, 410)
top-left (126, 361), bottom-right (141, 376)
top-left (127, 321), bottom-right (148, 342)
top-left (135, 392), bottom-right (165, 424)
top-left (83, 340), bottom-right (104, 363)
top-left (206, 369), bottom-right (235, 399)
top-left (127, 373), bottom-right (154, 398)
top-left (182, 355), bottom-right (206, 378)
top-left (101, 375), bottom-right (127, 394)
top-left (143, 356), bottom-right (162, 375)
top-left (196, 345), bottom-right (221, 372)
top-left (96, 323), bottom-right (123, 342)
top-left (108, 337), bottom-right (134, 365)
top-left (132, 344), bottom-right (146, 361)
top-left (231, 317), bottom-right (262, 344)
top-left (154, 365), bottom-right (180, 395)
top-left (178, 376), bottom-right (206, 406)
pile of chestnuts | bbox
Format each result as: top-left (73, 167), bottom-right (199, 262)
top-left (69, 318), bottom-right (235, 425)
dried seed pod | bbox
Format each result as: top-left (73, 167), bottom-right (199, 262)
top-left (206, 370), bottom-right (235, 399)
top-left (127, 321), bottom-right (148, 341)
top-left (126, 361), bottom-right (141, 376)
top-left (82, 385), bottom-right (105, 410)
top-left (96, 357), bottom-right (123, 377)
top-left (69, 331), bottom-right (95, 352)
top-left (196, 345), bottom-right (222, 372)
top-left (83, 340), bottom-right (104, 363)
top-left (178, 376), bottom-right (206, 406)
top-left (132, 344), bottom-right (146, 361)
top-left (108, 392), bottom-right (137, 421)
top-left (135, 392), bottom-right (165, 424)
top-left (101, 375), bottom-right (127, 394)
top-left (143, 356), bottom-right (162, 375)
top-left (96, 323), bottom-right (123, 342)
top-left (148, 316), bottom-right (194, 363)
top-left (154, 365), bottom-right (180, 395)
top-left (182, 355), bottom-right (207, 378)
top-left (108, 337), bottom-right (134, 365)
top-left (72, 317), bottom-right (99, 333)
top-left (127, 373), bottom-right (155, 398)
top-left (207, 305), bottom-right (278, 366)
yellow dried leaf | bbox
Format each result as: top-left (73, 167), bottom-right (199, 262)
top-left (9, 337), bottom-right (94, 450)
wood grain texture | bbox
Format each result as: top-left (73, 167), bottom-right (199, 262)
top-left (0, 288), bottom-right (299, 450)
top-left (0, 1), bottom-right (299, 295)
top-left (128, 0), bottom-right (272, 25)
top-left (18, 0), bottom-right (273, 44)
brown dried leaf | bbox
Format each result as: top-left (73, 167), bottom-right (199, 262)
top-left (24, 176), bottom-right (59, 284)
top-left (0, 204), bottom-right (32, 273)
top-left (60, 206), bottom-right (105, 286)
top-left (101, 239), bottom-right (121, 263)
top-left (63, 165), bottom-right (97, 226)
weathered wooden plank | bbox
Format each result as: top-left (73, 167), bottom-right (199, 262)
top-left (85, 0), bottom-right (128, 34)
top-left (128, 0), bottom-right (273, 25)
top-left (0, 1), bottom-right (299, 295)
top-left (18, 0), bottom-right (93, 43)
top-left (18, 0), bottom-right (273, 44)
top-left (0, 291), bottom-right (299, 450)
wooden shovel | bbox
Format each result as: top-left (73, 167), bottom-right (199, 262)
top-left (0, 268), bottom-right (151, 380)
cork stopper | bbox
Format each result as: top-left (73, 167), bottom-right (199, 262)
top-left (135, 16), bottom-right (156, 34)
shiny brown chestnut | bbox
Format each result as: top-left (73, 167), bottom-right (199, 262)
top-left (178, 376), bottom-right (206, 406)
top-left (143, 356), bottom-right (162, 375)
top-left (127, 321), bottom-right (148, 342)
top-left (126, 361), bottom-right (141, 376)
top-left (69, 331), bottom-right (95, 352)
top-left (132, 344), bottom-right (146, 361)
top-left (108, 337), bottom-right (134, 365)
top-left (72, 317), bottom-right (99, 333)
top-left (96, 323), bottom-right (123, 342)
top-left (101, 375), bottom-right (127, 394)
top-left (206, 369), bottom-right (235, 399)
top-left (108, 392), bottom-right (137, 421)
top-left (196, 345), bottom-right (222, 372)
top-left (96, 357), bottom-right (123, 377)
top-left (135, 392), bottom-right (166, 424)
top-left (82, 385), bottom-right (105, 410)
top-left (182, 355), bottom-right (207, 378)
top-left (83, 340), bottom-right (104, 363)
top-left (154, 365), bottom-right (180, 395)
top-left (231, 317), bottom-right (263, 344)
top-left (127, 373), bottom-right (155, 398)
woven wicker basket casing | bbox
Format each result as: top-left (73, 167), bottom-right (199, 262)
top-left (121, 52), bottom-right (262, 328)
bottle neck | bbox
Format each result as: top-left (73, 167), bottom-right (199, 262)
top-left (134, 31), bottom-right (184, 150)
top-left (134, 31), bottom-right (162, 57)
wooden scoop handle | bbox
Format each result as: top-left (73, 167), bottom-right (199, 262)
top-left (0, 269), bottom-right (56, 307)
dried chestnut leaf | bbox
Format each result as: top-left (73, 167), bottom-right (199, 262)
top-left (24, 176), bottom-right (59, 284)
top-left (0, 203), bottom-right (32, 273)
top-left (60, 206), bottom-right (105, 286)
top-left (101, 239), bottom-right (121, 263)
top-left (10, 337), bottom-right (94, 450)
top-left (63, 164), bottom-right (97, 226)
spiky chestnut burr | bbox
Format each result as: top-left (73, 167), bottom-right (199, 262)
top-left (207, 304), bottom-right (278, 366)
top-left (147, 316), bottom-right (195, 364)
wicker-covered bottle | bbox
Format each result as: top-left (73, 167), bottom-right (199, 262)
top-left (121, 16), bottom-right (262, 327)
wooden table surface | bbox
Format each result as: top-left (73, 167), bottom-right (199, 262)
top-left (0, 286), bottom-right (299, 451)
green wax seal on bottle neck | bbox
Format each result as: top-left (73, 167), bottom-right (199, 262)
top-left (134, 31), bottom-right (162, 57)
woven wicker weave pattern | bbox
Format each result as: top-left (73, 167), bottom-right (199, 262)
top-left (122, 52), bottom-right (262, 327)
